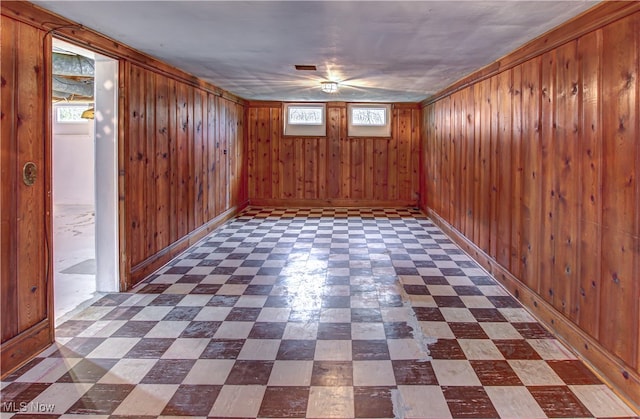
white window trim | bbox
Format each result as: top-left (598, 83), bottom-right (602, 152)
top-left (347, 103), bottom-right (392, 137)
top-left (283, 103), bottom-right (326, 137)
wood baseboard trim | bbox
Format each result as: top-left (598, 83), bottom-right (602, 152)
top-left (426, 208), bottom-right (640, 413)
top-left (129, 201), bottom-right (249, 288)
top-left (248, 198), bottom-right (418, 208)
top-left (1, 320), bottom-right (53, 379)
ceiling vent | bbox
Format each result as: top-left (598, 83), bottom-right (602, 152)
top-left (294, 65), bottom-right (317, 71)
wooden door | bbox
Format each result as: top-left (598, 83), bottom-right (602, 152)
top-left (1, 16), bottom-right (54, 377)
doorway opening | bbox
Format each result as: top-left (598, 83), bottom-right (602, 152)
top-left (52, 38), bottom-right (119, 323)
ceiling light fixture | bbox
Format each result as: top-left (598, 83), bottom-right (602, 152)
top-left (320, 81), bottom-right (339, 93)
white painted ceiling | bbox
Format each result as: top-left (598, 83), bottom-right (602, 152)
top-left (34, 1), bottom-right (598, 102)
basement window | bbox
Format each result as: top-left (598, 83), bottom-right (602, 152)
top-left (283, 103), bottom-right (326, 136)
top-left (55, 105), bottom-right (89, 123)
top-left (348, 103), bottom-right (391, 137)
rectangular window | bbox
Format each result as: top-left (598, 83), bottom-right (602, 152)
top-left (284, 103), bottom-right (326, 136)
top-left (352, 107), bottom-right (387, 126)
top-left (55, 105), bottom-right (89, 123)
top-left (348, 103), bottom-right (391, 137)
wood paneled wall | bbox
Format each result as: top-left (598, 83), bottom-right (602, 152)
top-left (1, 14), bottom-right (53, 375)
top-left (1, 2), bottom-right (247, 378)
top-left (124, 63), bottom-right (246, 284)
top-left (247, 102), bottom-right (420, 207)
top-left (422, 5), bottom-right (640, 408)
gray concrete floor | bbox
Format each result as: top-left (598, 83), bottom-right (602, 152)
top-left (53, 204), bottom-right (98, 324)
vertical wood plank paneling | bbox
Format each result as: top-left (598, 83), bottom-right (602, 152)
top-left (318, 134), bottom-right (327, 200)
top-left (185, 87), bottom-right (195, 232)
top-left (510, 66), bottom-right (523, 280)
top-left (539, 50), bottom-right (556, 302)
top-left (388, 108), bottom-right (399, 201)
top-left (441, 97), bottom-right (451, 221)
top-left (434, 104), bottom-right (440, 213)
top-left (144, 71), bottom-right (156, 256)
top-left (496, 69), bottom-right (512, 270)
top-left (129, 65), bottom-right (144, 266)
top-left (227, 102), bottom-right (236, 205)
top-left (364, 138), bottom-right (374, 199)
top-left (421, 8), bottom-right (640, 405)
top-left (236, 102), bottom-right (246, 204)
top-left (304, 138), bottom-right (317, 199)
top-left (294, 135), bottom-right (305, 199)
top-left (14, 23), bottom-right (46, 331)
top-left (206, 94), bottom-right (216, 220)
top-left (411, 109), bottom-right (421, 205)
top-left (450, 93), bottom-right (461, 231)
top-left (471, 86), bottom-right (482, 245)
top-left (201, 92), bottom-right (210, 220)
top-left (1, 9), bottom-right (248, 377)
top-left (124, 69), bottom-right (249, 272)
top-left (0, 15), bottom-right (19, 341)
top-left (576, 30), bottom-right (602, 337)
top-left (123, 69), bottom-right (246, 279)
top-left (176, 81), bottom-right (189, 238)
top-left (430, 104), bottom-right (439, 213)
top-left (247, 103), bottom-right (420, 206)
top-left (554, 41), bottom-right (580, 318)
top-left (281, 137), bottom-right (295, 199)
top-left (225, 101), bottom-right (232, 209)
top-left (247, 107), bottom-right (258, 200)
top-left (397, 108), bottom-right (411, 202)
top-left (327, 107), bottom-right (341, 198)
top-left (270, 108), bottom-right (281, 199)
top-left (489, 76), bottom-right (499, 259)
top-left (256, 107), bottom-right (270, 200)
top-left (636, 15), bottom-right (640, 373)
top-left (477, 79), bottom-right (492, 253)
top-left (224, 101), bottom-right (230, 210)
top-left (168, 79), bottom-right (179, 243)
top-left (373, 139), bottom-right (389, 200)
top-left (155, 74), bottom-right (170, 251)
top-left (600, 16), bottom-right (638, 366)
top-left (1, 15), bottom-right (53, 375)
top-left (192, 89), bottom-right (204, 227)
top-left (464, 87), bottom-right (475, 238)
top-left (351, 138), bottom-right (364, 199)
top-left (214, 95), bottom-right (223, 216)
top-left (339, 109), bottom-right (351, 199)
top-left (520, 57), bottom-right (542, 291)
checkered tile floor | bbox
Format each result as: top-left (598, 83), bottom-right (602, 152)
top-left (1, 208), bottom-right (636, 418)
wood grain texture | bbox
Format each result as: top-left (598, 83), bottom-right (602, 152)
top-left (247, 102), bottom-right (420, 206)
top-left (421, 9), bottom-right (640, 408)
top-left (599, 14), bottom-right (638, 368)
top-left (125, 64), bottom-right (247, 285)
top-left (1, 15), bottom-right (53, 375)
top-left (520, 57), bottom-right (542, 292)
